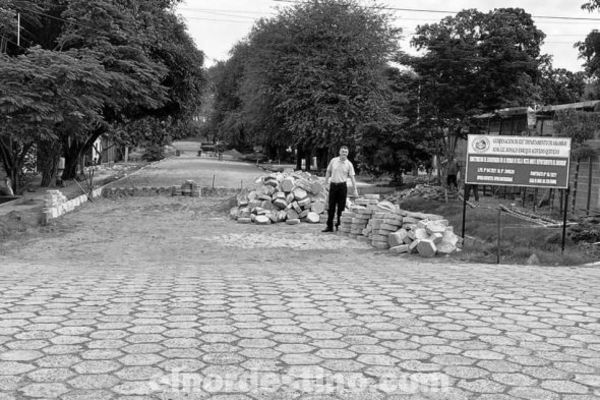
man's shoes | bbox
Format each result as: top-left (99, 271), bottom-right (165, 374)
top-left (322, 228), bottom-right (334, 233)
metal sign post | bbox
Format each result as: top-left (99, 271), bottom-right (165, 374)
top-left (562, 186), bottom-right (570, 254)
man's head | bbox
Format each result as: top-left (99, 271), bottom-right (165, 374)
top-left (339, 146), bottom-right (349, 161)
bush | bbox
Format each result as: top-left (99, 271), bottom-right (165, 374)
top-left (142, 144), bottom-right (165, 161)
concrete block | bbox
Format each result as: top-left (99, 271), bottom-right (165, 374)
top-left (306, 212), bottom-right (320, 223)
top-left (286, 218), bottom-right (301, 225)
top-left (388, 230), bottom-right (408, 247)
top-left (237, 217), bottom-right (252, 224)
top-left (287, 209), bottom-right (299, 220)
top-left (255, 215), bottom-right (271, 225)
top-left (414, 228), bottom-right (429, 240)
top-left (390, 244), bottom-right (410, 254)
top-left (311, 201), bottom-right (325, 215)
top-left (417, 239), bottom-right (437, 258)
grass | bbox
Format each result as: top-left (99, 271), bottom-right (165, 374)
top-left (400, 197), bottom-right (599, 266)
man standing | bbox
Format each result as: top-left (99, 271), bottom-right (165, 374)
top-left (323, 146), bottom-right (358, 232)
top-left (446, 156), bottom-right (459, 191)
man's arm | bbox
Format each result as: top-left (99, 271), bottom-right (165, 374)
top-left (348, 162), bottom-right (358, 197)
top-left (325, 159), bottom-right (333, 184)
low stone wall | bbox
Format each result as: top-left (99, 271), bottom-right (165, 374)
top-left (43, 188), bottom-right (103, 224)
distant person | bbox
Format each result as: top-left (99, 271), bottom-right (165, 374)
top-left (323, 146), bottom-right (358, 233)
top-left (465, 184), bottom-right (479, 203)
top-left (446, 156), bottom-right (459, 191)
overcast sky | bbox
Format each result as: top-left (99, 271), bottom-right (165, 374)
top-left (177, 0), bottom-right (600, 72)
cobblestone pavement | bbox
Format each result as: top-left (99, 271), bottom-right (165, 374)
top-left (1, 198), bottom-right (600, 399)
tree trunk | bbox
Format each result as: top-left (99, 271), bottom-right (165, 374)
top-left (571, 159), bottom-right (580, 214)
top-left (62, 128), bottom-right (105, 181)
top-left (39, 140), bottom-right (62, 187)
top-left (0, 137), bottom-right (32, 194)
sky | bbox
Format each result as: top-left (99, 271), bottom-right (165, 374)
top-left (176, 0), bottom-right (600, 72)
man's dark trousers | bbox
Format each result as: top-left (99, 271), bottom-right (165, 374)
top-left (327, 182), bottom-right (347, 230)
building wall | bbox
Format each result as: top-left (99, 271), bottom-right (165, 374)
top-left (570, 157), bottom-right (600, 214)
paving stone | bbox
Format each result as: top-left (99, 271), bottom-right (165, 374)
top-left (60, 389), bottom-right (114, 400)
top-left (444, 366), bottom-right (489, 379)
top-left (0, 349), bottom-right (43, 361)
top-left (541, 380), bottom-right (589, 394)
top-left (73, 360), bottom-right (121, 374)
top-left (0, 361), bottom-right (35, 375)
top-left (321, 359), bottom-right (365, 372)
top-left (68, 374), bottom-right (120, 389)
top-left (18, 382), bottom-right (69, 398)
top-left (281, 353), bottom-right (322, 365)
top-left (27, 368), bottom-right (75, 382)
top-left (509, 387), bottom-right (560, 400)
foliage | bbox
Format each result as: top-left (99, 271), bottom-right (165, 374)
top-left (208, 0), bottom-right (402, 158)
top-left (405, 8), bottom-right (546, 159)
top-left (0, 0), bottom-right (206, 186)
top-left (553, 110), bottom-right (600, 154)
top-left (539, 66), bottom-right (586, 105)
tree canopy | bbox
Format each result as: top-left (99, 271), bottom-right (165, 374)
top-left (0, 0), bottom-right (206, 188)
top-left (207, 0), bottom-right (402, 165)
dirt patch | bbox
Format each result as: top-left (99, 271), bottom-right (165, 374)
top-left (0, 196), bottom-right (380, 267)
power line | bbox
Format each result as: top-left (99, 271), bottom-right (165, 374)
top-left (271, 0), bottom-right (600, 22)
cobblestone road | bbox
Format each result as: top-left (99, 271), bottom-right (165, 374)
top-left (1, 197), bottom-right (600, 399)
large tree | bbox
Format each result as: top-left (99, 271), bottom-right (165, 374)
top-left (0, 0), bottom-right (205, 188)
top-left (405, 8), bottom-right (546, 160)
top-left (234, 0), bottom-right (402, 168)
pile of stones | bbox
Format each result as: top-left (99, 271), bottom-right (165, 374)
top-left (230, 172), bottom-right (328, 225)
top-left (339, 195), bottom-right (460, 257)
top-left (386, 184), bottom-right (446, 202)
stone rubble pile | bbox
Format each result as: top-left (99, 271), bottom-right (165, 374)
top-left (230, 171), bottom-right (329, 225)
top-left (340, 195), bottom-right (461, 257)
top-left (385, 184), bottom-right (446, 202)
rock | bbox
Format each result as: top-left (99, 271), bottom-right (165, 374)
top-left (277, 211), bottom-right (288, 222)
top-left (414, 228), bottom-right (429, 240)
top-left (437, 241), bottom-right (456, 254)
top-left (380, 223), bottom-right (399, 231)
top-left (281, 178), bottom-right (295, 192)
top-left (409, 240), bottom-right (420, 253)
top-left (287, 209), bottom-right (299, 220)
top-left (299, 210), bottom-right (309, 219)
top-left (376, 201), bottom-right (396, 212)
top-left (306, 212), bottom-right (320, 224)
top-left (403, 217), bottom-right (419, 224)
top-left (268, 213), bottom-right (279, 223)
top-left (426, 221), bottom-right (447, 235)
top-left (311, 201), bottom-right (326, 215)
top-left (417, 239), bottom-right (437, 258)
top-left (297, 197), bottom-right (312, 208)
top-left (292, 202), bottom-right (302, 213)
top-left (286, 219), bottom-right (301, 225)
top-left (431, 232), bottom-right (444, 244)
top-left (293, 188), bottom-right (308, 201)
top-left (390, 244), bottom-right (410, 254)
top-left (310, 181), bottom-right (323, 195)
top-left (255, 215), bottom-right (271, 225)
top-left (264, 178), bottom-right (279, 187)
top-left (442, 231), bottom-right (459, 247)
top-left (526, 254), bottom-right (540, 265)
top-left (273, 199), bottom-right (288, 209)
top-left (388, 230), bottom-right (407, 247)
